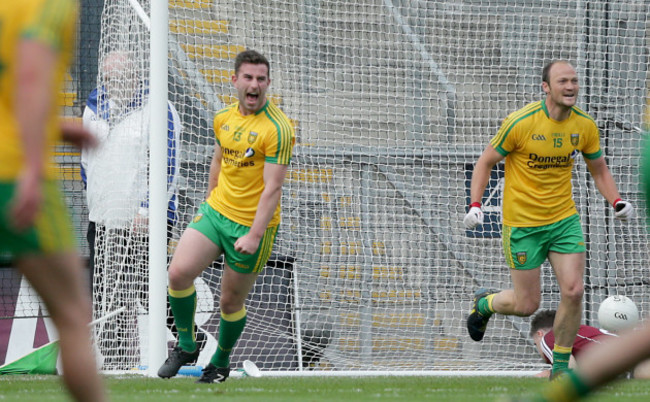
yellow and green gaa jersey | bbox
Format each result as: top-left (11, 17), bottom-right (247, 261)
top-left (0, 0), bottom-right (77, 181)
top-left (490, 100), bottom-right (602, 227)
top-left (208, 100), bottom-right (295, 227)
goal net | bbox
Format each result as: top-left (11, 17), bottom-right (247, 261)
top-left (46, 0), bottom-right (650, 373)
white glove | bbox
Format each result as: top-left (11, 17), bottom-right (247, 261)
top-left (463, 206), bottom-right (484, 229)
top-left (614, 199), bottom-right (634, 221)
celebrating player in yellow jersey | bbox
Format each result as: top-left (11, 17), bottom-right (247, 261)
top-left (158, 50), bottom-right (295, 383)
top-left (0, 1), bottom-right (106, 401)
top-left (463, 61), bottom-right (633, 378)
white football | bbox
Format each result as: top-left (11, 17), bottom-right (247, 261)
top-left (598, 295), bottom-right (640, 332)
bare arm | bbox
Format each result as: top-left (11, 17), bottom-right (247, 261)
top-left (11, 40), bottom-right (57, 230)
top-left (234, 162), bottom-right (289, 255)
top-left (206, 143), bottom-right (222, 199)
top-left (584, 156), bottom-right (621, 206)
top-left (60, 118), bottom-right (97, 149)
top-left (469, 145), bottom-right (505, 204)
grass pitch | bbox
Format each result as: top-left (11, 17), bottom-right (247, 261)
top-left (2, 374), bottom-right (650, 401)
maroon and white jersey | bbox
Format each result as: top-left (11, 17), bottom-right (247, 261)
top-left (541, 325), bottom-right (616, 364)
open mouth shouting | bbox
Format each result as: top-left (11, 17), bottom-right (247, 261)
top-left (246, 92), bottom-right (259, 105)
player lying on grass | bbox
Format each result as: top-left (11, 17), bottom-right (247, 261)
top-left (529, 309), bottom-right (650, 379)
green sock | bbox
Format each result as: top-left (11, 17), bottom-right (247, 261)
top-left (477, 294), bottom-right (495, 317)
top-left (168, 286), bottom-right (197, 352)
top-left (211, 307), bottom-right (247, 368)
top-left (541, 369), bottom-right (591, 401)
top-left (551, 344), bottom-right (572, 375)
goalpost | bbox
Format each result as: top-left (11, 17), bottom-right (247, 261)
top-left (44, 0), bottom-right (650, 375)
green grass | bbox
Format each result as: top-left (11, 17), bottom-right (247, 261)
top-left (1, 374), bottom-right (650, 401)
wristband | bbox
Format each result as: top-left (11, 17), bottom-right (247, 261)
top-left (469, 202), bottom-right (481, 209)
top-left (612, 198), bottom-right (622, 207)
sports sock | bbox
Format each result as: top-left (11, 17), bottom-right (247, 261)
top-left (168, 285), bottom-right (197, 352)
top-left (539, 369), bottom-right (591, 402)
top-left (477, 293), bottom-right (496, 317)
top-left (211, 307), bottom-right (247, 368)
top-left (551, 344), bottom-right (572, 375)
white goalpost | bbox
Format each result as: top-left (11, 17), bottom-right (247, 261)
top-left (147, 0), bottom-right (170, 376)
top-left (81, 0), bottom-right (650, 376)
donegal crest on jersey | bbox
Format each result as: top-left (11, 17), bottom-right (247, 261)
top-left (208, 100), bottom-right (295, 227)
top-left (490, 100), bottom-right (602, 227)
top-left (571, 133), bottom-right (580, 146)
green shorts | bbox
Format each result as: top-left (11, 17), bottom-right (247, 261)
top-left (188, 202), bottom-right (277, 274)
top-left (502, 214), bottom-right (585, 270)
top-left (0, 180), bottom-right (76, 257)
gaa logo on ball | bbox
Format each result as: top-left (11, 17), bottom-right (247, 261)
top-left (613, 312), bottom-right (629, 320)
top-left (598, 295), bottom-right (640, 332)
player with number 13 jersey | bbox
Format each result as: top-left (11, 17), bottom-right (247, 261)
top-left (209, 100), bottom-right (294, 228)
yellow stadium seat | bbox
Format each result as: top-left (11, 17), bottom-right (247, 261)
top-left (169, 0), bottom-right (212, 9)
top-left (200, 69), bottom-right (232, 84)
top-left (59, 92), bottom-right (77, 107)
top-left (183, 45), bottom-right (245, 60)
top-left (170, 19), bottom-right (229, 35)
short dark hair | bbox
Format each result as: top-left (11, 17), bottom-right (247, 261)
top-left (234, 49), bottom-right (270, 77)
top-left (529, 309), bottom-right (556, 337)
top-left (542, 60), bottom-right (572, 84)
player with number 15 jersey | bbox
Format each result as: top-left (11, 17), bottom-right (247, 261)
top-left (490, 99), bottom-right (602, 227)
